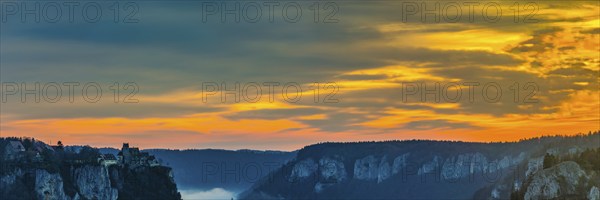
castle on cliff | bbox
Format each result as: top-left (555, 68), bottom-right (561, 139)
top-left (117, 143), bottom-right (160, 167)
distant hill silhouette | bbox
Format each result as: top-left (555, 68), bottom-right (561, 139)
top-left (96, 147), bottom-right (296, 193)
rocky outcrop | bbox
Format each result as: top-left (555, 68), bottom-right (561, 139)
top-left (392, 153), bottom-right (409, 175)
top-left (314, 157), bottom-right (347, 193)
top-left (440, 152), bottom-right (525, 180)
top-left (418, 156), bottom-right (441, 175)
top-left (8, 166), bottom-right (118, 200)
top-left (282, 152), bottom-right (532, 197)
top-left (295, 151), bottom-right (529, 187)
top-left (290, 158), bottom-right (318, 180)
top-left (288, 157), bottom-right (349, 193)
top-left (352, 155), bottom-right (398, 182)
top-left (354, 155), bottom-right (379, 180)
top-left (441, 157), bottom-right (463, 180)
top-left (355, 152), bottom-right (524, 182)
top-left (319, 157), bottom-right (347, 182)
top-left (490, 184), bottom-right (508, 199)
top-left (493, 153), bottom-right (525, 171)
top-left (1, 161), bottom-right (177, 200)
top-left (589, 186), bottom-right (599, 200)
top-left (34, 169), bottom-right (69, 200)
top-left (377, 156), bottom-right (391, 183)
top-left (73, 165), bottom-right (118, 200)
top-left (0, 168), bottom-right (23, 190)
top-left (523, 161), bottom-right (588, 200)
top-left (525, 156), bottom-right (544, 177)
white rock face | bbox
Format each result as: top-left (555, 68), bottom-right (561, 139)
top-left (311, 157), bottom-right (347, 193)
top-left (525, 157), bottom-right (544, 177)
top-left (491, 188), bottom-right (500, 199)
top-left (496, 152), bottom-right (526, 170)
top-left (496, 156), bottom-right (512, 169)
top-left (524, 161), bottom-right (587, 200)
top-left (419, 156), bottom-right (441, 175)
top-left (0, 168), bottom-right (23, 190)
top-left (589, 186), bottom-right (600, 200)
top-left (469, 153), bottom-right (489, 174)
top-left (34, 169), bottom-right (69, 200)
top-left (354, 155), bottom-right (379, 180)
top-left (73, 165), bottom-right (118, 200)
top-left (377, 156), bottom-right (391, 183)
top-left (496, 153), bottom-right (525, 168)
top-left (392, 153), bottom-right (409, 175)
top-left (440, 152), bottom-right (524, 180)
top-left (351, 152), bottom-right (525, 182)
top-left (437, 152), bottom-right (527, 181)
top-left (513, 180), bottom-right (522, 191)
top-left (352, 155), bottom-right (398, 182)
top-left (290, 158), bottom-right (318, 180)
top-left (319, 157), bottom-right (347, 182)
top-left (442, 154), bottom-right (475, 179)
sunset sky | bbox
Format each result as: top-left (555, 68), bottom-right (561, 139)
top-left (1, 0), bottom-right (598, 150)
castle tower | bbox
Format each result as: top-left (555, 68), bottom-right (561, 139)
top-left (122, 143), bottom-right (132, 164)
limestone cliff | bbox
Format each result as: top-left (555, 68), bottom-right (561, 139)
top-left (73, 165), bottom-right (118, 200)
top-left (0, 139), bottom-right (181, 200)
top-left (523, 161), bottom-right (588, 199)
top-left (34, 169), bottom-right (70, 200)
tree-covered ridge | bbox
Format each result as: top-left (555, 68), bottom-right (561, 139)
top-left (240, 131), bottom-right (600, 200)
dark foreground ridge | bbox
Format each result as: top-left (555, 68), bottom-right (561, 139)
top-left (0, 140), bottom-right (181, 200)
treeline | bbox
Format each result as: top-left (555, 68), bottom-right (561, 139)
top-left (0, 137), bottom-right (101, 174)
top-left (543, 148), bottom-right (600, 171)
top-left (304, 130), bottom-right (599, 149)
